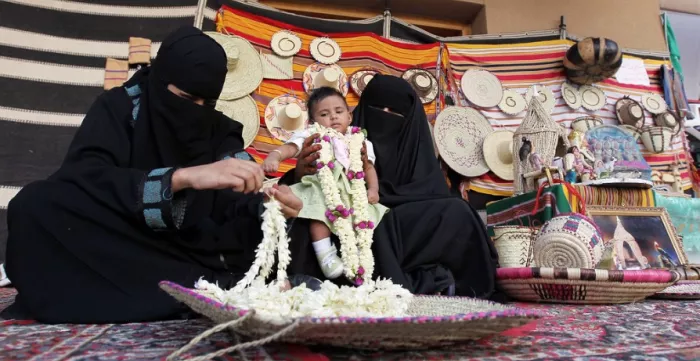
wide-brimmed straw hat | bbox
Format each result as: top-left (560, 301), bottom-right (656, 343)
top-left (461, 69), bottom-right (504, 108)
top-left (483, 130), bottom-right (515, 180)
top-left (205, 32), bottom-right (263, 100)
top-left (498, 89), bottom-right (526, 115)
top-left (309, 37), bottom-right (342, 64)
top-left (215, 95), bottom-right (260, 148)
top-left (561, 82), bottom-right (582, 110)
top-left (401, 68), bottom-right (438, 104)
top-left (270, 30), bottom-right (302, 57)
top-left (615, 96), bottom-right (645, 128)
top-left (579, 85), bottom-right (606, 111)
top-left (264, 94), bottom-right (309, 141)
top-left (302, 63), bottom-right (348, 96)
top-left (434, 106), bottom-right (493, 177)
top-left (349, 69), bottom-right (379, 96)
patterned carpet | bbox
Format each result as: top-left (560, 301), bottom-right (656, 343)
top-left (1, 287), bottom-right (699, 360)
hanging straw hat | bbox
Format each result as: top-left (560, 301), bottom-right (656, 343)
top-left (641, 92), bottom-right (668, 114)
top-left (349, 69), bottom-right (379, 96)
top-left (270, 30), bottom-right (302, 57)
top-left (401, 68), bottom-right (438, 104)
top-left (560, 82), bottom-right (582, 110)
top-left (498, 89), bottom-right (526, 115)
top-left (525, 85), bottom-right (556, 114)
top-left (215, 96), bottom-right (260, 148)
top-left (264, 94), bottom-right (309, 141)
top-left (461, 69), bottom-right (504, 108)
top-left (615, 96), bottom-right (645, 128)
top-left (206, 32), bottom-right (263, 100)
top-left (309, 37), bottom-right (342, 64)
top-left (579, 85), bottom-right (606, 111)
top-left (302, 63), bottom-right (348, 96)
top-left (482, 130), bottom-right (515, 180)
top-left (434, 106), bottom-right (493, 177)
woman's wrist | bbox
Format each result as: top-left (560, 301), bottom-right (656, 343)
top-left (171, 168), bottom-right (191, 193)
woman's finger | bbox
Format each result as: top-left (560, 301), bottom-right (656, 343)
top-left (227, 175), bottom-right (245, 192)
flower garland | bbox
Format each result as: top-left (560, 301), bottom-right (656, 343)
top-left (313, 124), bottom-right (375, 284)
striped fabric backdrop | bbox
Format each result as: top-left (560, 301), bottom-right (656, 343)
top-left (445, 40), bottom-right (693, 196)
top-left (0, 0), bottom-right (221, 261)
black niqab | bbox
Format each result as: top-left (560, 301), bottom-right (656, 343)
top-left (352, 75), bottom-right (450, 207)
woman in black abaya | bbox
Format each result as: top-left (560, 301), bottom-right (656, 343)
top-left (3, 27), bottom-right (303, 324)
top-left (282, 75), bottom-right (498, 297)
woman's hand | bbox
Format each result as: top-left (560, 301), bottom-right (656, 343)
top-left (294, 134), bottom-right (322, 182)
top-left (267, 184), bottom-right (303, 219)
top-left (172, 158), bottom-right (264, 194)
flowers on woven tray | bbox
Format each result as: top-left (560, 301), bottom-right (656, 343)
top-left (197, 123), bottom-right (411, 323)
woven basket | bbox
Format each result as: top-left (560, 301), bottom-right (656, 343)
top-left (570, 116), bottom-right (603, 133)
top-left (532, 213), bottom-right (605, 269)
top-left (640, 126), bottom-right (674, 154)
top-left (159, 281), bottom-right (540, 351)
top-left (492, 226), bottom-right (535, 267)
top-left (497, 267), bottom-right (678, 304)
top-left (653, 280), bottom-right (700, 300)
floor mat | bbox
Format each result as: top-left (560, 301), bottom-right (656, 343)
top-left (1, 288), bottom-right (699, 360)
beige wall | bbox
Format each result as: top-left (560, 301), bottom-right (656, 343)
top-left (482, 0), bottom-right (667, 51)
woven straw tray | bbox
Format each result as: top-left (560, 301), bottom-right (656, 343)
top-left (160, 281), bottom-right (540, 350)
top-left (497, 267), bottom-right (679, 305)
top-left (653, 280), bottom-right (700, 300)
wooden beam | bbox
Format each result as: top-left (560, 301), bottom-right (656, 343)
top-left (260, 0), bottom-right (468, 31)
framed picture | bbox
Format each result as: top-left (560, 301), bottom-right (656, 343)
top-left (586, 206), bottom-right (689, 270)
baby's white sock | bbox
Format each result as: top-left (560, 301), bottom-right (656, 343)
top-left (312, 237), bottom-right (332, 254)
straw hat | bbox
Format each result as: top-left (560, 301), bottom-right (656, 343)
top-left (270, 30), bottom-right (302, 57)
top-left (349, 69), bottom-right (379, 96)
top-left (309, 37), bottom-right (342, 64)
top-left (641, 93), bottom-right (668, 114)
top-left (498, 89), bottom-right (526, 115)
top-left (461, 69), bottom-right (503, 108)
top-left (264, 94), bottom-right (309, 141)
top-left (579, 85), bottom-right (606, 111)
top-left (483, 130), bottom-right (515, 180)
top-left (215, 95), bottom-right (260, 148)
top-left (615, 96), bottom-right (645, 127)
top-left (525, 85), bottom-right (556, 114)
top-left (401, 68), bottom-right (438, 104)
top-left (206, 32), bottom-right (263, 101)
top-left (654, 111), bottom-right (681, 134)
top-left (302, 63), bottom-right (348, 96)
top-left (560, 82), bottom-right (582, 110)
top-left (434, 106), bottom-right (493, 177)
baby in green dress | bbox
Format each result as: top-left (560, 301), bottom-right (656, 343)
top-left (263, 87), bottom-right (386, 280)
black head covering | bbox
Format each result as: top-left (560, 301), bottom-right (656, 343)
top-left (351, 74), bottom-right (450, 206)
top-left (127, 26), bottom-right (244, 170)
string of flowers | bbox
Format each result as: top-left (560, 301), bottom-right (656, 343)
top-left (314, 123), bottom-right (375, 284)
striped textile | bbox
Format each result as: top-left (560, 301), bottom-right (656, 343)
top-left (445, 40), bottom-right (694, 196)
top-left (215, 5), bottom-right (442, 175)
top-left (0, 0), bottom-right (220, 261)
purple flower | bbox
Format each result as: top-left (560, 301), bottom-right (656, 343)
top-left (357, 266), bottom-right (365, 276)
top-left (341, 209), bottom-right (350, 218)
top-left (358, 221), bottom-right (367, 230)
top-left (322, 135), bottom-right (331, 142)
top-left (316, 162), bottom-right (324, 169)
top-left (351, 127), bottom-right (360, 134)
top-left (328, 214), bottom-right (337, 222)
top-left (347, 171), bottom-right (355, 180)
top-left (335, 205), bottom-right (344, 212)
top-left (355, 171), bottom-right (365, 179)
top-left (367, 221), bottom-right (375, 229)
top-left (328, 161), bottom-right (335, 169)
top-left (325, 210), bottom-right (333, 218)
top-left (349, 208), bottom-right (354, 214)
top-left (313, 138), bottom-right (321, 144)
top-left (355, 278), bottom-right (364, 286)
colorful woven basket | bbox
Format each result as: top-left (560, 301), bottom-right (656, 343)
top-left (653, 280), bottom-right (700, 300)
top-left (492, 226), bottom-right (535, 268)
top-left (159, 281), bottom-right (540, 353)
top-left (497, 267), bottom-right (679, 304)
top-left (532, 213), bottom-right (605, 269)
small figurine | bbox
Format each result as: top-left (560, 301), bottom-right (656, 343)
top-left (654, 241), bottom-right (677, 268)
top-left (519, 137), bottom-right (532, 163)
top-left (565, 146), bottom-right (595, 183)
top-left (529, 149), bottom-right (543, 171)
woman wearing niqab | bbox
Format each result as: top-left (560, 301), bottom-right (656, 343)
top-left (3, 27), bottom-right (302, 323)
top-left (283, 75), bottom-right (498, 297)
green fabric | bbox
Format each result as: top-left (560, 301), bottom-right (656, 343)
top-left (654, 193), bottom-right (700, 264)
top-left (291, 168), bottom-right (389, 232)
top-left (663, 13), bottom-right (684, 80)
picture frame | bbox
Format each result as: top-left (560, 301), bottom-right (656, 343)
top-left (585, 206), bottom-right (689, 270)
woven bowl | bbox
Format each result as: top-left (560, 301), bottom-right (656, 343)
top-left (492, 226), bottom-right (535, 268)
top-left (640, 126), bottom-right (674, 154)
top-left (532, 214), bottom-right (605, 269)
top-left (571, 116), bottom-right (603, 133)
top-left (160, 281), bottom-right (540, 350)
top-left (497, 267), bottom-right (679, 304)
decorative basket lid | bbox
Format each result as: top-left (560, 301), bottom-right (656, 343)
top-left (579, 85), bottom-right (606, 111)
top-left (434, 106), bottom-right (493, 177)
top-left (561, 82), bottom-right (582, 110)
top-left (498, 89), bottom-right (526, 115)
top-left (461, 69), bottom-right (504, 108)
top-left (309, 37), bottom-right (342, 64)
top-left (270, 30), bottom-right (302, 57)
top-left (641, 93), bottom-right (668, 115)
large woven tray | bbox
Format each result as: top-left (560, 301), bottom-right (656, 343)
top-left (653, 280), bottom-right (700, 300)
top-left (497, 267), bottom-right (678, 304)
top-left (160, 281), bottom-right (540, 350)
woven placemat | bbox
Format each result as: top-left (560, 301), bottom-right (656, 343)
top-left (653, 280), bottom-right (700, 300)
top-left (497, 267), bottom-right (678, 305)
top-left (160, 281), bottom-right (540, 351)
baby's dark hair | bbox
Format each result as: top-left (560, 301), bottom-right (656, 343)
top-left (306, 86), bottom-right (348, 121)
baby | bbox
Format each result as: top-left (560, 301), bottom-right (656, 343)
top-left (263, 87), bottom-right (384, 279)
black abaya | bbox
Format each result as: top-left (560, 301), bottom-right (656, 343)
top-left (3, 27), bottom-right (271, 323)
top-left (282, 75), bottom-right (498, 297)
